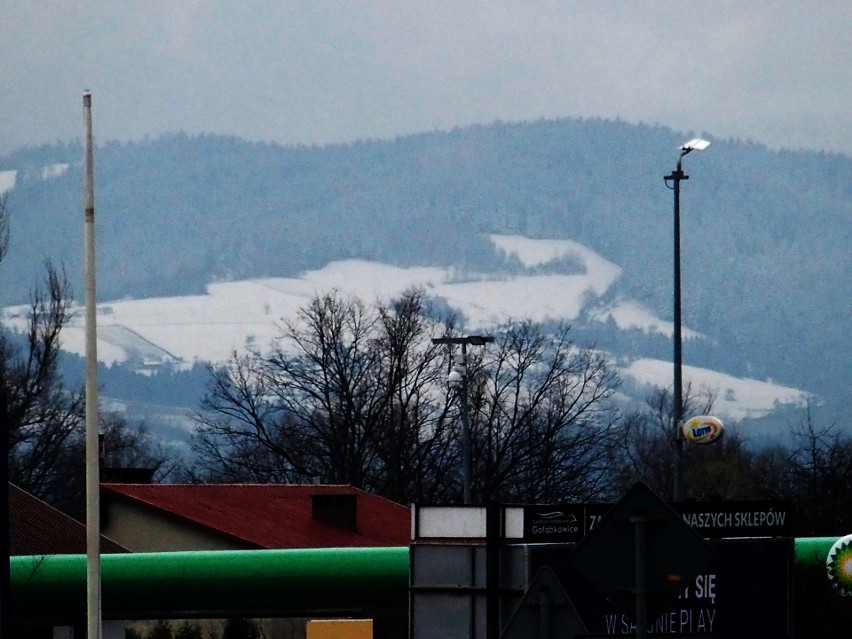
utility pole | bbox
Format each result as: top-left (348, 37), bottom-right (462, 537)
top-left (83, 90), bottom-right (102, 639)
top-left (432, 335), bottom-right (493, 503)
top-left (664, 138), bottom-right (710, 501)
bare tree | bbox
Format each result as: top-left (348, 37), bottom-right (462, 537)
top-left (612, 386), bottom-right (852, 527)
top-left (785, 403), bottom-right (852, 535)
top-left (193, 289), bottom-right (459, 502)
top-left (613, 384), bottom-right (717, 500)
top-left (370, 290), bottom-right (459, 503)
top-left (1, 199), bottom-right (78, 637)
top-left (1, 260), bottom-right (85, 507)
top-left (192, 351), bottom-right (296, 482)
top-left (1, 198), bottom-right (171, 514)
top-left (462, 321), bottom-right (621, 503)
top-left (98, 412), bottom-right (179, 477)
top-left (193, 293), bottom-right (624, 505)
top-left (685, 432), bottom-right (760, 501)
top-left (262, 292), bottom-right (386, 487)
top-left (49, 411), bottom-right (183, 518)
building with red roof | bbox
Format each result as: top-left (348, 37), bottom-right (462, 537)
top-left (9, 482), bottom-right (128, 555)
top-left (100, 483), bottom-right (410, 552)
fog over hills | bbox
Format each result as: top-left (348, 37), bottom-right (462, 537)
top-left (0, 118), bottom-right (848, 429)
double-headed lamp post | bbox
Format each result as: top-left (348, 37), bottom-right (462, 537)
top-left (432, 335), bottom-right (494, 504)
top-left (664, 138), bottom-right (710, 502)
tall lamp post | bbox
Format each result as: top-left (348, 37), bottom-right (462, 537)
top-left (664, 138), bottom-right (709, 502)
top-left (83, 90), bottom-right (102, 639)
top-left (432, 335), bottom-right (494, 503)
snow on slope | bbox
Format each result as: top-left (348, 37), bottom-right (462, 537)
top-left (491, 234), bottom-right (621, 284)
top-left (620, 358), bottom-right (807, 421)
top-left (56, 265), bottom-right (607, 364)
top-left (0, 170), bottom-right (16, 195)
top-left (592, 300), bottom-right (702, 340)
top-left (0, 235), bottom-right (805, 419)
top-left (41, 163), bottom-right (69, 180)
top-left (0, 163), bottom-right (69, 196)
top-left (19, 235), bottom-right (633, 364)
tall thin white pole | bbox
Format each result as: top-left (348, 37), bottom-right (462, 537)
top-left (83, 90), bottom-right (101, 639)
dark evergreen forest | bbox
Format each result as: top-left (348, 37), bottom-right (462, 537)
top-left (0, 118), bottom-right (849, 417)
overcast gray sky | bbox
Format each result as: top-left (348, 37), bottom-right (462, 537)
top-left (2, 1), bottom-right (850, 156)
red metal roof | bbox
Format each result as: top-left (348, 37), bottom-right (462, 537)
top-left (100, 483), bottom-right (410, 549)
top-left (9, 483), bottom-right (128, 555)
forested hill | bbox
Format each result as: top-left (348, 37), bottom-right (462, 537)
top-left (0, 118), bottom-right (849, 413)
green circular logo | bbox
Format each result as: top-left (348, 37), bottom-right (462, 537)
top-left (826, 534), bottom-right (852, 596)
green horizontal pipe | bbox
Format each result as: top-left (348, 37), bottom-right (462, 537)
top-left (794, 537), bottom-right (840, 567)
top-left (9, 539), bottom-right (842, 620)
top-left (12, 547), bottom-right (409, 619)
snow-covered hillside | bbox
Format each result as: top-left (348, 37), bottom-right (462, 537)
top-left (1, 234), bottom-right (806, 422)
top-left (0, 170), bottom-right (16, 194)
top-left (620, 359), bottom-right (805, 421)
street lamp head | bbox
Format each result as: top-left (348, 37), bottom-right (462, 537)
top-left (447, 365), bottom-right (465, 388)
top-left (680, 138), bottom-right (711, 156)
top-left (432, 335), bottom-right (494, 346)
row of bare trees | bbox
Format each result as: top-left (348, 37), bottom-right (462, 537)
top-left (190, 286), bottom-right (852, 535)
top-left (614, 387), bottom-right (852, 535)
top-left (191, 290), bottom-right (624, 504)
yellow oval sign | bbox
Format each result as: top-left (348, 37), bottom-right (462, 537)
top-left (682, 415), bottom-right (724, 444)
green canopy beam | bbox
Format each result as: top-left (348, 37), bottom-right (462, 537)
top-left (10, 539), bottom-right (841, 620)
top-left (12, 547), bottom-right (409, 619)
top-left (794, 537), bottom-right (839, 567)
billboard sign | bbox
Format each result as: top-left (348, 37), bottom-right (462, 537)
top-left (683, 415), bottom-right (724, 444)
top-left (676, 500), bottom-right (792, 538)
top-left (523, 503), bottom-right (611, 543)
top-left (530, 537), bottom-right (791, 638)
top-left (523, 500), bottom-right (791, 542)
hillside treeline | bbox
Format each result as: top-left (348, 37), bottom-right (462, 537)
top-left (1, 118), bottom-right (848, 417)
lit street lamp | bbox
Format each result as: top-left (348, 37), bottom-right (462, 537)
top-left (664, 138), bottom-right (710, 502)
top-left (432, 335), bottom-right (494, 503)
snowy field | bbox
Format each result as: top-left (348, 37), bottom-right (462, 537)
top-left (620, 358), bottom-right (806, 421)
top-left (1, 234), bottom-right (806, 421)
top-left (0, 170), bottom-right (17, 195)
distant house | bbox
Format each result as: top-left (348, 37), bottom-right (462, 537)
top-left (9, 483), bottom-right (127, 555)
top-left (100, 483), bottom-right (410, 552)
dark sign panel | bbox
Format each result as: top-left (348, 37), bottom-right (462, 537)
top-left (523, 500), bottom-right (791, 542)
top-left (675, 500), bottom-right (791, 538)
top-left (523, 504), bottom-right (611, 543)
top-left (566, 482), bottom-right (714, 607)
top-left (530, 538), bottom-right (791, 639)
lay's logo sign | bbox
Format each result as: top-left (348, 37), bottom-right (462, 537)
top-left (682, 415), bottom-right (724, 444)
